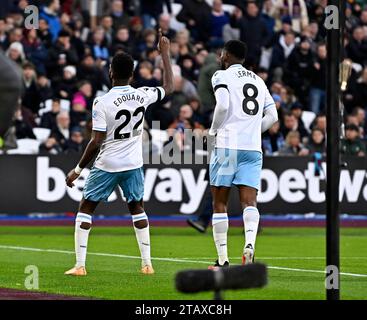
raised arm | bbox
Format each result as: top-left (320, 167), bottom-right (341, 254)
top-left (158, 29), bottom-right (174, 95)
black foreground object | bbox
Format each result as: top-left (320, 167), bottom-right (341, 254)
top-left (0, 52), bottom-right (22, 137)
top-left (175, 263), bottom-right (267, 294)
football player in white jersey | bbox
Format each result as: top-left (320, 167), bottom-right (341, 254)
top-left (64, 31), bottom-right (173, 276)
top-left (208, 40), bottom-right (278, 269)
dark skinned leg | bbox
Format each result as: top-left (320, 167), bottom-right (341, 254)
top-left (211, 186), bottom-right (231, 213)
top-left (78, 198), bottom-right (99, 230)
top-left (128, 199), bottom-right (147, 229)
top-left (238, 185), bottom-right (257, 210)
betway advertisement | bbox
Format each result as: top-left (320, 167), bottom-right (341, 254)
top-left (0, 155), bottom-right (366, 215)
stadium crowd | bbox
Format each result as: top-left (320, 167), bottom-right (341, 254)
top-left (0, 0), bottom-right (366, 157)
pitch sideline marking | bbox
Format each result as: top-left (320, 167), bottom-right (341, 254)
top-left (0, 245), bottom-right (366, 278)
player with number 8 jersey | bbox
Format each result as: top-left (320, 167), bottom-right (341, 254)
top-left (64, 30), bottom-right (174, 277)
top-left (208, 40), bottom-right (278, 270)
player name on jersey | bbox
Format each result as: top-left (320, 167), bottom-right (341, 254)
top-left (113, 94), bottom-right (145, 107)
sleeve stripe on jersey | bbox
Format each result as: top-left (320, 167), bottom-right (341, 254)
top-left (214, 84), bottom-right (228, 92)
top-left (93, 127), bottom-right (107, 132)
top-left (264, 103), bottom-right (276, 110)
top-left (156, 87), bottom-right (162, 102)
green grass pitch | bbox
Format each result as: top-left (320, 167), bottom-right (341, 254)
top-left (0, 226), bottom-right (366, 300)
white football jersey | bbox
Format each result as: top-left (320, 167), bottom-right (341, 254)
top-left (92, 85), bottom-right (165, 172)
top-left (211, 64), bottom-right (275, 152)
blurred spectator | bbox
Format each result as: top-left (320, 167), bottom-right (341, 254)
top-left (37, 74), bottom-right (54, 104)
top-left (230, 2), bottom-right (269, 68)
top-left (209, 0), bottom-right (230, 48)
top-left (281, 112), bottom-right (309, 141)
top-left (262, 122), bottom-right (285, 155)
top-left (72, 81), bottom-right (93, 111)
top-left (140, 0), bottom-right (172, 29)
top-left (346, 26), bottom-right (367, 67)
top-left (47, 30), bottom-right (78, 80)
top-left (54, 65), bottom-right (77, 100)
top-left (22, 29), bottom-right (48, 75)
top-left (157, 14), bottom-right (176, 41)
top-left (341, 124), bottom-right (366, 156)
top-left (90, 27), bottom-right (109, 61)
top-left (13, 107), bottom-right (36, 140)
top-left (272, 0), bottom-right (309, 33)
top-left (22, 62), bottom-right (40, 115)
top-left (134, 61), bottom-right (160, 88)
top-left (309, 43), bottom-right (327, 114)
top-left (168, 104), bottom-right (204, 152)
top-left (270, 31), bottom-right (296, 82)
top-left (40, 0), bottom-right (62, 42)
top-left (40, 98), bottom-right (61, 130)
top-left (65, 126), bottom-right (84, 153)
top-left (110, 0), bottom-right (130, 30)
top-left (50, 111), bottom-right (70, 150)
top-left (279, 130), bottom-right (309, 156)
top-left (176, 0), bottom-right (212, 42)
top-left (305, 128), bottom-right (326, 154)
top-left (197, 53), bottom-right (220, 115)
top-left (6, 41), bottom-right (25, 67)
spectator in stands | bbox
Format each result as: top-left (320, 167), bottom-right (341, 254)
top-left (351, 67), bottom-right (367, 109)
top-left (197, 53), bottom-right (220, 116)
top-left (54, 65), bottom-right (77, 100)
top-left (37, 74), bottom-right (54, 104)
top-left (77, 54), bottom-right (109, 95)
top-left (157, 14), bottom-right (176, 41)
top-left (65, 126), bottom-right (84, 154)
top-left (305, 128), bottom-right (326, 154)
top-left (281, 112), bottom-right (309, 141)
top-left (39, 136), bottom-right (62, 154)
top-left (46, 30), bottom-right (78, 80)
top-left (309, 42), bottom-right (327, 114)
top-left (168, 104), bottom-right (204, 152)
top-left (177, 0), bottom-right (211, 42)
top-left (134, 61), bottom-right (160, 88)
top-left (0, 19), bottom-right (8, 50)
top-left (21, 62), bottom-right (40, 115)
top-left (209, 0), bottom-right (230, 48)
top-left (40, 98), bottom-right (61, 131)
top-left (230, 2), bottom-right (269, 68)
top-left (272, 0), bottom-right (309, 33)
top-left (279, 130), bottom-right (309, 156)
top-left (262, 121), bottom-right (285, 155)
top-left (100, 15), bottom-right (114, 48)
top-left (70, 95), bottom-right (89, 129)
top-left (90, 27), bottom-right (109, 62)
top-left (312, 113), bottom-right (327, 134)
top-left (351, 106), bottom-right (366, 136)
top-left (270, 31), bottom-right (296, 82)
top-left (40, 0), bottom-right (62, 42)
top-left (346, 26), bottom-right (367, 67)
top-left (290, 102), bottom-right (308, 132)
top-left (112, 25), bottom-right (134, 56)
top-left (110, 0), bottom-right (130, 30)
top-left (22, 28), bottom-right (48, 75)
top-left (37, 18), bottom-right (53, 49)
top-left (6, 41), bottom-right (25, 67)
top-left (170, 68), bottom-right (198, 118)
top-left (50, 111), bottom-right (70, 150)
top-left (284, 36), bottom-right (314, 106)
top-left (13, 107), bottom-right (36, 140)
top-left (72, 81), bottom-right (93, 112)
top-left (140, 0), bottom-right (172, 29)
top-left (341, 124), bottom-right (366, 157)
